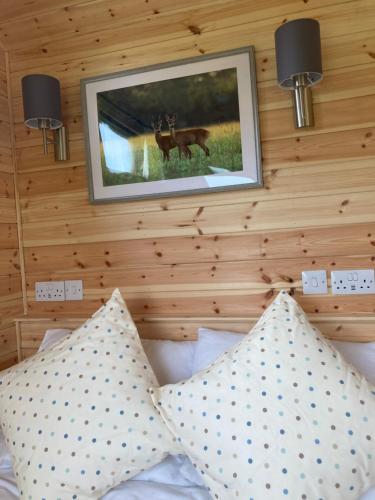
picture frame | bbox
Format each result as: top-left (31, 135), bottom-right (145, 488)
top-left (81, 46), bottom-right (262, 203)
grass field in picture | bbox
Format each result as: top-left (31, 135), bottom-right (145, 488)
top-left (101, 121), bottom-right (242, 186)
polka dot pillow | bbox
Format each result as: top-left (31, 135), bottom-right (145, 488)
top-left (0, 289), bottom-right (180, 499)
top-left (151, 290), bottom-right (375, 499)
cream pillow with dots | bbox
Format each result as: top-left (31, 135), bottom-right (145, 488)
top-left (151, 291), bottom-right (375, 499)
top-left (0, 288), bottom-right (180, 499)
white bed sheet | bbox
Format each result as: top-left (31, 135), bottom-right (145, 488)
top-left (0, 464), bottom-right (211, 500)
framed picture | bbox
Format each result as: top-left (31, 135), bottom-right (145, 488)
top-left (81, 46), bottom-right (262, 203)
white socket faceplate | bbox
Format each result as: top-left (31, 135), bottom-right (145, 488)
top-left (302, 270), bottom-right (328, 295)
top-left (331, 269), bottom-right (375, 295)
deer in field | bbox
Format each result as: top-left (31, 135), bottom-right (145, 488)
top-left (166, 113), bottom-right (210, 160)
top-left (151, 116), bottom-right (176, 161)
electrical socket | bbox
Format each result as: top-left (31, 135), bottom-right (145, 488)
top-left (331, 269), bottom-right (375, 295)
top-left (35, 281), bottom-right (65, 301)
top-left (302, 270), bottom-right (328, 295)
top-left (65, 280), bottom-right (83, 301)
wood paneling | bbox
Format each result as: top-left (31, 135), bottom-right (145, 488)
top-left (2, 0), bottom-right (375, 360)
top-left (0, 50), bottom-right (23, 370)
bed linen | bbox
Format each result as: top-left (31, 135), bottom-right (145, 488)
top-left (0, 467), bottom-right (210, 500)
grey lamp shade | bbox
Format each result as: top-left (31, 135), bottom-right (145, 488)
top-left (21, 74), bottom-right (63, 129)
top-left (275, 18), bottom-right (322, 89)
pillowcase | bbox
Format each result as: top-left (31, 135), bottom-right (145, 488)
top-left (40, 326), bottom-right (198, 486)
top-left (40, 329), bottom-right (195, 386)
top-left (0, 288), bottom-right (180, 498)
top-left (151, 290), bottom-right (375, 499)
top-left (194, 328), bottom-right (375, 384)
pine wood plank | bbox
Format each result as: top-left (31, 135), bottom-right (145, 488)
top-left (0, 0), bottom-right (97, 25)
top-left (0, 325), bottom-right (17, 358)
top-left (0, 197), bottom-right (17, 223)
top-left (0, 171), bottom-right (14, 198)
top-left (0, 274), bottom-right (22, 300)
top-left (0, 146), bottom-right (13, 173)
top-left (24, 255), bottom-right (375, 297)
top-left (22, 223), bottom-right (375, 274)
top-left (0, 353), bottom-right (18, 371)
top-left (0, 298), bottom-right (23, 329)
top-left (0, 224), bottom-right (18, 249)
top-left (2, 0), bottom-right (352, 53)
top-left (0, 121), bottom-right (11, 148)
top-left (20, 189), bottom-right (375, 247)
top-left (24, 290), bottom-right (375, 317)
top-left (0, 95), bottom-right (10, 122)
top-left (0, 70), bottom-right (7, 98)
top-left (0, 248), bottom-right (20, 275)
top-left (17, 160), bottom-right (375, 224)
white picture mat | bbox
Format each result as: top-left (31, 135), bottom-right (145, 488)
top-left (83, 50), bottom-right (261, 201)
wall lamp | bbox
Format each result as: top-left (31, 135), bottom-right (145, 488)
top-left (21, 74), bottom-right (69, 161)
top-left (275, 18), bottom-right (323, 128)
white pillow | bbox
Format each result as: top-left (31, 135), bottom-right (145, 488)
top-left (194, 328), bottom-right (375, 385)
top-left (142, 339), bottom-right (195, 386)
top-left (332, 340), bottom-right (375, 385)
top-left (40, 329), bottom-right (195, 386)
top-left (38, 328), bottom-right (72, 352)
top-left (0, 288), bottom-right (180, 498)
top-left (0, 429), bottom-right (11, 470)
top-left (151, 291), bottom-right (375, 499)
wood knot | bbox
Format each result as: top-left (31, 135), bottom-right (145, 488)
top-left (188, 25), bottom-right (201, 35)
top-left (261, 274), bottom-right (272, 284)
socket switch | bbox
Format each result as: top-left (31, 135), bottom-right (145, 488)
top-left (35, 281), bottom-right (65, 301)
top-left (331, 269), bottom-right (375, 295)
top-left (64, 280), bottom-right (83, 301)
top-left (302, 270), bottom-right (328, 295)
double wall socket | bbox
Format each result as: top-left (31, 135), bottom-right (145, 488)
top-left (35, 281), bottom-right (65, 301)
top-left (35, 280), bottom-right (83, 301)
top-left (331, 269), bottom-right (375, 295)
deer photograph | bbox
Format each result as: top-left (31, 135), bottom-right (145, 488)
top-left (84, 46), bottom-right (262, 201)
top-left (95, 62), bottom-right (243, 188)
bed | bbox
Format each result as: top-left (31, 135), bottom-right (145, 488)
top-left (1, 291), bottom-right (374, 499)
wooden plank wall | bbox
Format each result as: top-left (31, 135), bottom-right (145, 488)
top-left (0, 49), bottom-right (23, 370)
top-left (1, 0), bottom-right (375, 345)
